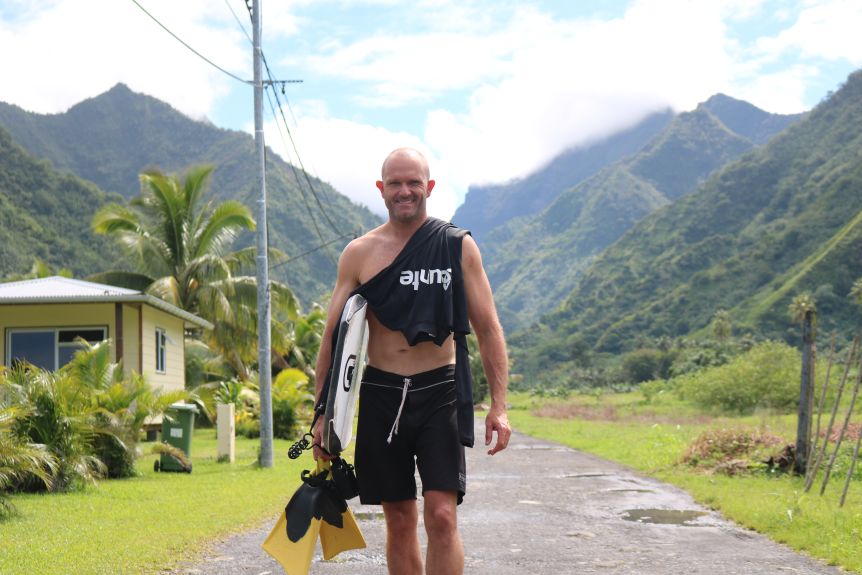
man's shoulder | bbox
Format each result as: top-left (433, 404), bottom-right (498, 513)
top-left (342, 225), bottom-right (386, 259)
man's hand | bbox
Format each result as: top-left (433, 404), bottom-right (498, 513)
top-left (484, 407), bottom-right (511, 455)
top-left (312, 420), bottom-right (335, 461)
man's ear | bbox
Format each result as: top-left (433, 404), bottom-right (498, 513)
top-left (426, 179), bottom-right (436, 195)
top-left (376, 180), bottom-right (384, 194)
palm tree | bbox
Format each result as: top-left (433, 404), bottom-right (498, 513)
top-left (2, 258), bottom-right (72, 283)
top-left (91, 165), bottom-right (299, 381)
top-left (0, 404), bottom-right (58, 516)
top-left (789, 293), bottom-right (817, 328)
top-left (91, 165), bottom-right (255, 320)
top-left (850, 278), bottom-right (862, 307)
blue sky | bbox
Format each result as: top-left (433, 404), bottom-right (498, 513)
top-left (1, 0), bottom-right (860, 219)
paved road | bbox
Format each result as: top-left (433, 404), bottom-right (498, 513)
top-left (168, 425), bottom-right (847, 575)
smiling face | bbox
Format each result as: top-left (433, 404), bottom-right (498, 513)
top-left (376, 149), bottom-right (436, 224)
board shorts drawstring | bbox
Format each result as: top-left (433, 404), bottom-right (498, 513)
top-left (387, 377), bottom-right (411, 444)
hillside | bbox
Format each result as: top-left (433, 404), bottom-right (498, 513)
top-left (0, 84), bottom-right (381, 304)
top-left (487, 95), bottom-right (801, 330)
top-left (519, 70), bottom-right (862, 371)
top-left (0, 126), bottom-right (123, 276)
top-left (451, 109), bottom-right (675, 242)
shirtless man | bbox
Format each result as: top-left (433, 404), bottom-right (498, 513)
top-left (313, 147), bottom-right (511, 575)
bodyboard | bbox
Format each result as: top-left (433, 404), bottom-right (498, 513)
top-left (323, 294), bottom-right (369, 455)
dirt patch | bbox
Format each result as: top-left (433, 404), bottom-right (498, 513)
top-left (533, 403), bottom-right (619, 420)
top-left (681, 427), bottom-right (788, 475)
top-left (532, 403), bottom-right (712, 425)
top-left (820, 422), bottom-right (862, 442)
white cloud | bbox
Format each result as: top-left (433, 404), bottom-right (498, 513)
top-left (0, 0), bottom-right (246, 119)
top-left (756, 0), bottom-right (862, 63)
top-left (265, 103), bottom-right (458, 220)
top-left (2, 0), bottom-right (859, 222)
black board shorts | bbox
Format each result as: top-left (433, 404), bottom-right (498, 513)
top-left (356, 364), bottom-right (466, 505)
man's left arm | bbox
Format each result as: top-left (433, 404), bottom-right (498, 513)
top-left (461, 235), bottom-right (512, 455)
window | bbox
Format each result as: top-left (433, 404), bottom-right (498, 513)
top-left (155, 328), bottom-right (167, 373)
top-left (7, 327), bottom-right (107, 370)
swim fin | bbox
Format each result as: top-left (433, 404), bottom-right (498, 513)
top-left (262, 506), bottom-right (322, 574)
top-left (262, 459), bottom-right (366, 573)
top-left (319, 505), bottom-right (366, 560)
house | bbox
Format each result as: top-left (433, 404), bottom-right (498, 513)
top-left (0, 276), bottom-right (212, 392)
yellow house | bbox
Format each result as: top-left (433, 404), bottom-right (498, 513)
top-left (0, 276), bottom-right (212, 393)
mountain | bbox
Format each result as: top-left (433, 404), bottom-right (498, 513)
top-left (519, 70), bottom-right (862, 372)
top-left (0, 126), bottom-right (123, 276)
top-left (0, 84), bottom-right (381, 304)
top-left (485, 95), bottom-right (802, 330)
top-left (451, 109), bottom-right (675, 242)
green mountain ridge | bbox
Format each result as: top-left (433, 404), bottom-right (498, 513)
top-left (0, 84), bottom-right (382, 304)
top-left (0, 126), bottom-right (123, 276)
top-left (452, 109), bottom-right (676, 242)
top-left (521, 70), bottom-right (862, 369)
top-left (487, 94), bottom-right (801, 331)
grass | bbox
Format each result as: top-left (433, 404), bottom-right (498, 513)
top-left (507, 391), bottom-right (862, 573)
top-left (0, 428), bottom-right (309, 575)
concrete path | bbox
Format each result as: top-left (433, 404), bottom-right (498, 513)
top-left (167, 425), bottom-right (847, 575)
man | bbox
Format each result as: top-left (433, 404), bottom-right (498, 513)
top-left (313, 147), bottom-right (511, 575)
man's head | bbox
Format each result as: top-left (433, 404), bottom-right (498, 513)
top-left (376, 148), bottom-right (435, 224)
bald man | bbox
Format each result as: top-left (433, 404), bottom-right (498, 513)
top-left (314, 148), bottom-right (511, 575)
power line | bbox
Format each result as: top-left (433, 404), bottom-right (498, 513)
top-left (263, 86), bottom-right (338, 266)
top-left (235, 0), bottom-right (340, 237)
top-left (222, 0), bottom-right (253, 44)
top-left (129, 0), bottom-right (250, 84)
top-left (262, 72), bottom-right (340, 236)
top-left (270, 231), bottom-right (358, 272)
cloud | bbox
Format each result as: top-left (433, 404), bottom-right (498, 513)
top-left (0, 0), bottom-right (245, 119)
top-left (755, 0), bottom-right (862, 63)
top-left (264, 102), bottom-right (458, 220)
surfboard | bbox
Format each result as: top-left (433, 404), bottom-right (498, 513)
top-left (323, 294), bottom-right (369, 455)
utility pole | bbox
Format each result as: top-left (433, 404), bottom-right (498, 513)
top-left (253, 0), bottom-right (273, 468)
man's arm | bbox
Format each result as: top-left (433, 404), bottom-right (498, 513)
top-left (461, 235), bottom-right (511, 455)
top-left (312, 240), bottom-right (362, 459)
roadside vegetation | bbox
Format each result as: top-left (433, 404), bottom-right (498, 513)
top-left (507, 320), bottom-right (862, 573)
top-left (0, 429), bottom-right (307, 575)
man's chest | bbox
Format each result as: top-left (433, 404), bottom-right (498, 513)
top-left (357, 241), bottom-right (404, 285)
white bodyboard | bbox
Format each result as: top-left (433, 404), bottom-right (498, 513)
top-left (323, 294), bottom-right (369, 454)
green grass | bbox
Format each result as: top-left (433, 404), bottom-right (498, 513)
top-left (507, 391), bottom-right (862, 573)
top-left (0, 429), bottom-right (309, 575)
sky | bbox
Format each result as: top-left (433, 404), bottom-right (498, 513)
top-left (1, 0), bottom-right (861, 220)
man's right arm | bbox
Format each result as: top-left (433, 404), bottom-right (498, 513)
top-left (312, 240), bottom-right (362, 459)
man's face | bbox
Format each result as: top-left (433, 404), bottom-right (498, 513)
top-left (376, 153), bottom-right (435, 223)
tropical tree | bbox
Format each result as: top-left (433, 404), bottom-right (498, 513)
top-left (0, 404), bottom-right (58, 516)
top-left (2, 364), bottom-right (105, 492)
top-left (91, 164), bottom-right (299, 381)
top-left (711, 309), bottom-right (732, 343)
top-left (850, 278), bottom-right (862, 307)
top-left (91, 165), bottom-right (255, 318)
top-left (67, 340), bottom-right (188, 478)
top-left (2, 258), bottom-right (72, 283)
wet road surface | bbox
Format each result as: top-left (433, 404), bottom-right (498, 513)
top-left (167, 425), bottom-right (846, 574)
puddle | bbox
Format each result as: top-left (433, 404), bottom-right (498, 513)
top-left (604, 488), bottom-right (655, 493)
top-left (353, 510), bottom-right (385, 521)
top-left (512, 444), bottom-right (570, 451)
top-left (621, 508), bottom-right (707, 525)
top-left (558, 472), bottom-right (610, 479)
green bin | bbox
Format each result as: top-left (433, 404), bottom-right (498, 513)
top-left (155, 403), bottom-right (199, 473)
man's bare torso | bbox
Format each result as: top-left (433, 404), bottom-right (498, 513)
top-left (349, 223), bottom-right (455, 376)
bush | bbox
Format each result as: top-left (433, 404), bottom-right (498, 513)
top-left (676, 341), bottom-right (800, 414)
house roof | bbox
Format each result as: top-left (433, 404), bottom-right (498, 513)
top-left (0, 276), bottom-right (213, 329)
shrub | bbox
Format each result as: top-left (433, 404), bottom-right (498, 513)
top-left (676, 341), bottom-right (801, 414)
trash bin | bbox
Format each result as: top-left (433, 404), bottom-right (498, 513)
top-left (155, 402), bottom-right (199, 473)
